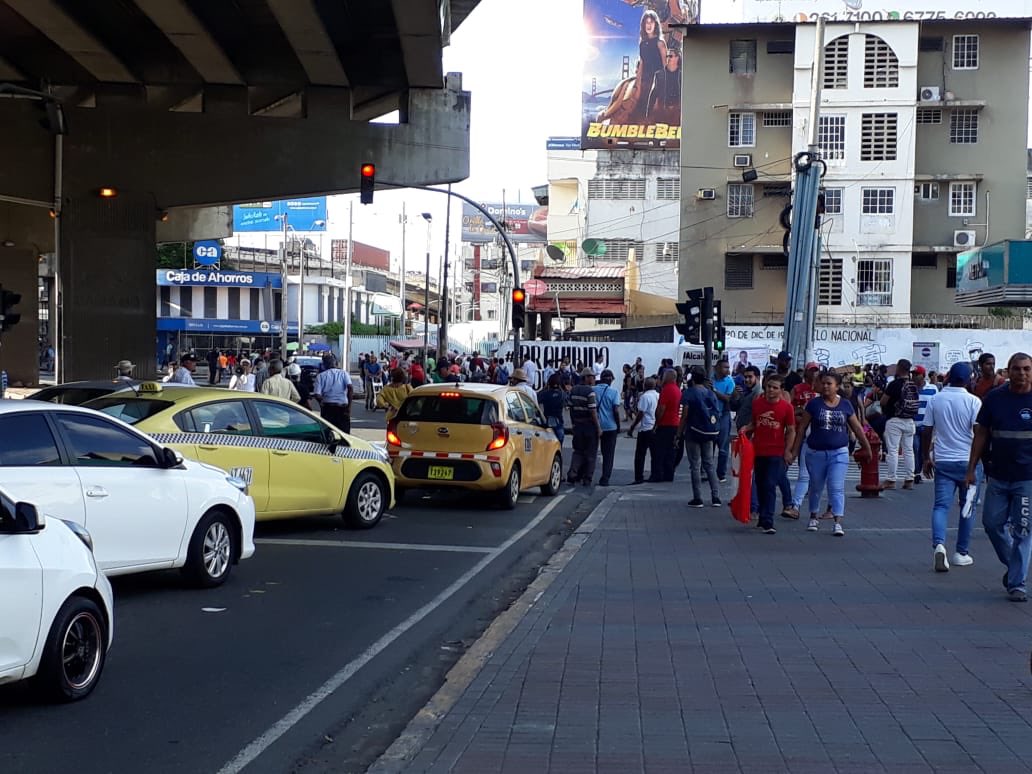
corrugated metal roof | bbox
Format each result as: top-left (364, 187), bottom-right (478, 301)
top-left (534, 266), bottom-right (626, 280)
top-left (528, 298), bottom-right (625, 314)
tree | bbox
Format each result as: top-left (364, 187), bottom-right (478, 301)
top-left (157, 242), bottom-right (189, 269)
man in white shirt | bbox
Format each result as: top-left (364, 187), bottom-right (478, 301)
top-left (521, 356), bottom-right (538, 389)
top-left (592, 355), bottom-right (605, 378)
top-left (628, 377), bottom-right (659, 484)
top-left (170, 354), bottom-right (197, 385)
top-left (922, 362), bottom-right (982, 572)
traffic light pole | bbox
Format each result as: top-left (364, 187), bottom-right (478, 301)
top-left (702, 285), bottom-right (714, 377)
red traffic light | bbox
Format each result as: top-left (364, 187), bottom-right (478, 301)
top-left (361, 163), bottom-right (375, 178)
top-left (512, 288), bottom-right (526, 303)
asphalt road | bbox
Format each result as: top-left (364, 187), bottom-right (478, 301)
top-left (0, 405), bottom-right (628, 774)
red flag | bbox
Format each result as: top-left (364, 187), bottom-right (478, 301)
top-left (729, 434), bottom-right (754, 524)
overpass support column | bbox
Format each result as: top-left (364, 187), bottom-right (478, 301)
top-left (60, 192), bottom-right (157, 380)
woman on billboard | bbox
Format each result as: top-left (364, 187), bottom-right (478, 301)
top-left (596, 10), bottom-right (666, 124)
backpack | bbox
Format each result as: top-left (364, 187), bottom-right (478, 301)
top-left (686, 388), bottom-right (720, 441)
top-left (895, 380), bottom-right (920, 420)
top-left (495, 364), bottom-right (510, 385)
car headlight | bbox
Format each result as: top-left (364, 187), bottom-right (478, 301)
top-left (61, 519), bottom-right (94, 552)
top-left (225, 475), bottom-right (249, 495)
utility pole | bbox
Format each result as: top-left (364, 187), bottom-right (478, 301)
top-left (702, 285), bottom-right (714, 376)
top-left (439, 183), bottom-right (452, 360)
top-left (278, 212), bottom-right (289, 356)
top-left (344, 201), bottom-right (354, 368)
top-left (400, 203), bottom-right (407, 335)
top-left (783, 16), bottom-right (827, 365)
top-left (421, 213), bottom-right (432, 357)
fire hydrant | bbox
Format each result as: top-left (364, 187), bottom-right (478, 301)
top-left (855, 425), bottom-right (882, 498)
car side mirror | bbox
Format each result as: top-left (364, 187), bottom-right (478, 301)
top-left (4, 502), bottom-right (44, 533)
top-left (162, 447), bottom-right (184, 468)
top-left (328, 430), bottom-right (347, 453)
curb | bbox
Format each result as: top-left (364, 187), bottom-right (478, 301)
top-left (365, 489), bottom-right (622, 774)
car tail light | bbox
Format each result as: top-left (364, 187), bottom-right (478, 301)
top-left (486, 422), bottom-right (509, 451)
top-left (386, 420), bottom-right (401, 447)
top-left (489, 461), bottom-right (502, 478)
top-left (439, 391), bottom-right (461, 399)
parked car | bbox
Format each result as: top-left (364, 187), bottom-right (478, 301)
top-left (0, 487), bottom-right (114, 701)
top-left (28, 379), bottom-right (140, 406)
top-left (0, 401), bottom-right (256, 586)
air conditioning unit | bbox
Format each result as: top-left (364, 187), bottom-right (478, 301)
top-left (954, 229), bottom-right (976, 248)
top-left (733, 154), bottom-right (752, 168)
top-left (696, 188), bottom-right (717, 200)
top-left (919, 85), bottom-right (941, 102)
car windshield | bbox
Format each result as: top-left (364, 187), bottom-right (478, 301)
top-left (295, 357), bottom-right (323, 368)
top-left (83, 397), bottom-right (175, 425)
top-left (397, 394), bottom-right (497, 425)
top-left (30, 386), bottom-right (117, 405)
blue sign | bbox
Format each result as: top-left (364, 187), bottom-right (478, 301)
top-left (192, 240), bottom-right (222, 266)
top-left (233, 198), bottom-right (328, 232)
top-left (157, 318), bottom-right (295, 334)
top-left (546, 137), bottom-right (582, 151)
top-left (156, 269), bottom-right (282, 288)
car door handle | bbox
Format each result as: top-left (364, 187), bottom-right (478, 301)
top-left (272, 450), bottom-right (290, 456)
top-left (85, 487), bottom-right (109, 499)
top-left (199, 444), bottom-right (219, 451)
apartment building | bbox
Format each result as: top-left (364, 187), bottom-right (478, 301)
top-left (679, 19), bottom-right (1030, 325)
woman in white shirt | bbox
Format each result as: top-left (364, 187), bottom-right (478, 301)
top-left (228, 359), bottom-right (256, 392)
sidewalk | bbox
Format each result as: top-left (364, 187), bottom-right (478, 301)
top-left (371, 464), bottom-right (1032, 773)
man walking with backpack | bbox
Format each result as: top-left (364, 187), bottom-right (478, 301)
top-left (881, 358), bottom-right (920, 490)
top-left (678, 366), bottom-right (722, 508)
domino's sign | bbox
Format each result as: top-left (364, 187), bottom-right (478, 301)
top-left (193, 240), bottom-right (223, 266)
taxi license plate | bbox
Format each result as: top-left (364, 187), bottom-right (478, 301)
top-left (428, 465), bottom-right (454, 480)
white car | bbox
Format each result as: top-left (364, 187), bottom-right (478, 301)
top-left (0, 401), bottom-right (256, 587)
top-left (0, 488), bottom-right (114, 700)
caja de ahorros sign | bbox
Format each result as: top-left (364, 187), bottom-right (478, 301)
top-left (161, 270), bottom-right (255, 286)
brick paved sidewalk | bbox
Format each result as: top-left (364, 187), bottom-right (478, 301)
top-left (377, 479), bottom-right (1032, 774)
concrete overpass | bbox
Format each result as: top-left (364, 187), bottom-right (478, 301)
top-left (0, 0), bottom-right (478, 381)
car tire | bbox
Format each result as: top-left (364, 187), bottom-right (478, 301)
top-left (182, 509), bottom-right (236, 588)
top-left (38, 595), bottom-right (107, 702)
top-left (541, 454), bottom-right (562, 496)
top-left (499, 463), bottom-right (521, 510)
top-left (345, 471), bottom-right (387, 529)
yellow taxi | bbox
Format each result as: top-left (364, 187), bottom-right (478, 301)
top-left (387, 383), bottom-right (563, 508)
top-left (82, 383), bottom-right (394, 528)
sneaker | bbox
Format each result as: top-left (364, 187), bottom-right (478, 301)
top-left (933, 544), bottom-right (949, 573)
top-left (902, 480), bottom-right (915, 490)
top-left (688, 499), bottom-right (705, 508)
top-left (1008, 588), bottom-right (1028, 603)
top-left (711, 497), bottom-right (722, 507)
top-left (718, 477), bottom-right (728, 484)
top-left (763, 526), bottom-right (777, 534)
top-left (807, 518), bottom-right (819, 532)
top-left (914, 474), bottom-right (923, 484)
top-left (881, 480), bottom-right (896, 490)
top-left (781, 506), bottom-right (800, 520)
top-left (833, 522), bottom-right (845, 537)
top-left (952, 553), bottom-right (973, 567)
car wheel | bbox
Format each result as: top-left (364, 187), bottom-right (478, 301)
top-left (499, 463), bottom-right (521, 510)
top-left (38, 596), bottom-right (107, 702)
top-left (541, 454), bottom-right (562, 496)
top-left (345, 471), bottom-right (386, 529)
top-left (183, 510), bottom-right (236, 588)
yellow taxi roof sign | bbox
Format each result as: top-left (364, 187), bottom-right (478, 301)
top-left (138, 381), bottom-right (164, 394)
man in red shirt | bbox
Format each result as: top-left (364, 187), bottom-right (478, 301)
top-left (971, 352), bottom-right (1005, 398)
top-left (651, 368), bottom-right (683, 482)
top-left (744, 373), bottom-right (796, 533)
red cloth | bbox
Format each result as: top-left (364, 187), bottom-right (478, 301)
top-left (410, 363), bottom-right (425, 382)
top-left (751, 396), bottom-right (795, 457)
top-left (657, 382), bottom-right (682, 427)
top-left (729, 434), bottom-right (754, 524)
top-left (791, 382), bottom-right (818, 411)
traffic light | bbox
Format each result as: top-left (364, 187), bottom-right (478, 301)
top-left (511, 288), bottom-right (526, 330)
top-left (0, 286), bottom-right (21, 333)
top-left (359, 162), bottom-right (375, 205)
top-left (675, 288), bottom-right (704, 345)
top-left (711, 299), bottom-right (725, 352)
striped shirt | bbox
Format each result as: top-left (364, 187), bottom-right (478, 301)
top-left (914, 383), bottom-right (939, 425)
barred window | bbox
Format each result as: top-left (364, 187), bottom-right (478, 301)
top-left (915, 182), bottom-right (939, 201)
top-left (916, 108), bottom-right (942, 124)
top-left (949, 109), bottom-right (978, 144)
top-left (725, 254), bottom-right (754, 289)
top-left (856, 259), bottom-right (893, 306)
top-left (601, 239), bottom-right (645, 261)
top-left (727, 184), bottom-right (754, 218)
top-left (860, 113), bottom-right (897, 161)
top-left (728, 112), bottom-right (756, 147)
top-left (818, 257), bottom-right (843, 305)
top-left (949, 182), bottom-right (976, 217)
top-left (656, 242), bottom-right (679, 262)
top-left (822, 188), bottom-right (843, 215)
top-left (762, 182), bottom-right (791, 198)
top-left (861, 188), bottom-right (894, 214)
top-left (1027, 179), bottom-right (1032, 199)
top-left (587, 178), bottom-right (647, 199)
top-left (823, 36), bottom-right (849, 89)
top-left (864, 35), bottom-right (899, 88)
top-left (729, 40), bottom-right (757, 74)
top-left (656, 178), bottom-right (680, 199)
top-left (762, 111), bottom-right (792, 127)
top-left (953, 34), bottom-right (979, 69)
top-left (818, 115), bottom-right (846, 160)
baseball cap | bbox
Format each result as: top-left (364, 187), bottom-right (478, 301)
top-left (181, 353), bottom-right (197, 363)
top-left (804, 361), bottom-right (820, 371)
top-left (947, 361), bottom-right (972, 385)
top-left (777, 351), bottom-right (793, 361)
top-left (913, 365), bottom-right (927, 375)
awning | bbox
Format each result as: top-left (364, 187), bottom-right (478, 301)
top-left (389, 338), bottom-right (433, 352)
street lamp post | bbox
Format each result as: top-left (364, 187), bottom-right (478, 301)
top-left (421, 212), bottom-right (432, 358)
top-left (275, 213), bottom-right (289, 356)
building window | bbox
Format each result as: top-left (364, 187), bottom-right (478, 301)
top-left (761, 255), bottom-right (788, 270)
top-left (724, 254), bottom-right (754, 289)
top-left (949, 109), bottom-right (979, 144)
top-left (587, 178), bottom-right (647, 199)
top-left (729, 40), bottom-right (757, 74)
top-left (916, 108), bottom-right (942, 124)
top-left (822, 36), bottom-right (849, 89)
top-left (822, 187), bottom-right (843, 215)
top-left (487, 309), bottom-right (497, 320)
top-left (1027, 179), bottom-right (1032, 199)
top-left (601, 239), bottom-right (645, 261)
top-left (860, 113), bottom-right (898, 161)
top-left (728, 112), bottom-right (755, 147)
top-left (656, 177), bottom-right (680, 199)
top-left (762, 182), bottom-right (791, 198)
top-left (595, 318), bottom-right (620, 327)
top-left (861, 188), bottom-right (895, 214)
top-left (726, 184), bottom-right (754, 218)
top-left (818, 257), bottom-right (843, 305)
top-left (767, 40), bottom-right (795, 55)
top-left (864, 35), bottom-right (900, 88)
top-left (762, 111), bottom-right (792, 127)
top-left (912, 254), bottom-right (938, 269)
top-left (856, 259), bottom-right (893, 305)
top-left (915, 182), bottom-right (939, 201)
top-left (919, 36), bottom-right (945, 52)
top-left (227, 287), bottom-right (240, 320)
top-left (952, 34), bottom-right (979, 69)
top-left (818, 115), bottom-right (846, 160)
top-left (946, 266), bottom-right (957, 288)
top-left (949, 182), bottom-right (976, 217)
top-left (657, 242), bottom-right (678, 262)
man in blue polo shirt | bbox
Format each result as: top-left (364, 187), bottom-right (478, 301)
top-left (711, 358), bottom-right (736, 482)
top-left (967, 352), bottom-right (1032, 601)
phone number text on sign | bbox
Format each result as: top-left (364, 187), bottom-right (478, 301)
top-left (798, 10), bottom-right (998, 20)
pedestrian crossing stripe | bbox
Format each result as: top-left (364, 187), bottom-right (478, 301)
top-left (147, 432), bottom-right (388, 463)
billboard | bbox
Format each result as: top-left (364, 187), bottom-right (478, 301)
top-left (581, 0), bottom-right (699, 150)
top-left (233, 198), bottom-right (328, 232)
top-left (738, 0), bottom-right (1032, 23)
top-left (461, 202), bottom-right (548, 244)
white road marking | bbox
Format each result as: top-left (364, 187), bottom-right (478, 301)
top-left (255, 538), bottom-right (494, 554)
top-left (218, 494), bottom-right (569, 774)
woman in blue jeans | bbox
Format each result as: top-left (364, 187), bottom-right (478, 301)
top-left (788, 372), bottom-right (873, 536)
